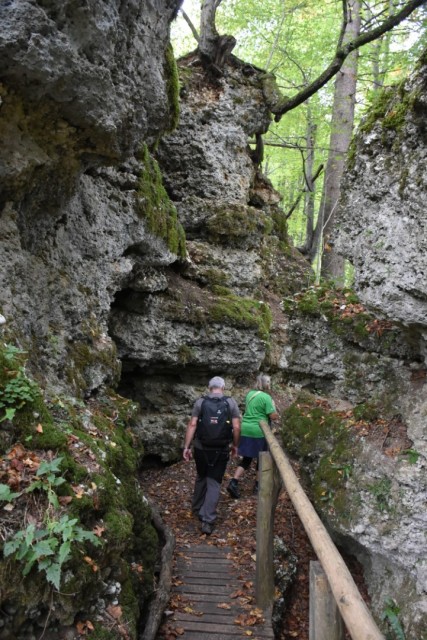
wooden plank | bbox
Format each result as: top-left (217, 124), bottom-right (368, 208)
top-left (178, 569), bottom-right (234, 578)
top-left (309, 561), bottom-right (345, 640)
top-left (183, 634), bottom-right (263, 640)
top-left (175, 584), bottom-right (233, 594)
top-left (177, 559), bottom-right (232, 568)
top-left (187, 544), bottom-right (232, 552)
top-left (174, 612), bottom-right (237, 624)
top-left (173, 620), bottom-right (249, 634)
top-left (181, 577), bottom-right (238, 586)
top-left (175, 592), bottom-right (236, 603)
top-left (182, 629), bottom-right (274, 639)
top-left (179, 601), bottom-right (240, 615)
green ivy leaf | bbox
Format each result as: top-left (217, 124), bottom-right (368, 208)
top-left (0, 483), bottom-right (21, 502)
top-left (58, 541), bottom-right (71, 565)
top-left (45, 562), bottom-right (61, 590)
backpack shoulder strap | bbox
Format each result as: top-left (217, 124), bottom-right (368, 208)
top-left (246, 390), bottom-right (261, 408)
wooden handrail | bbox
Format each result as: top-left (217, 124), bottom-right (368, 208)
top-left (259, 420), bottom-right (385, 640)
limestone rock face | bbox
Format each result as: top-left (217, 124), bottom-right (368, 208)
top-left (0, 0), bottom-right (180, 393)
top-left (109, 54), bottom-right (311, 458)
top-left (336, 58), bottom-right (427, 337)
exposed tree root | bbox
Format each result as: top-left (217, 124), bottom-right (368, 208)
top-left (140, 500), bottom-right (175, 640)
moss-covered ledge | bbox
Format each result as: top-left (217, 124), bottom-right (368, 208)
top-left (0, 343), bottom-right (158, 639)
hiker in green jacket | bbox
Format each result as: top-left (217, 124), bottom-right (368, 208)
top-left (227, 374), bottom-right (278, 499)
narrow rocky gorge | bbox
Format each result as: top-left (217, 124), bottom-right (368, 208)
top-left (0, 1), bottom-right (426, 637)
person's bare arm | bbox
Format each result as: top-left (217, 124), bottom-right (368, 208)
top-left (183, 416), bottom-right (198, 461)
top-left (231, 417), bottom-right (241, 458)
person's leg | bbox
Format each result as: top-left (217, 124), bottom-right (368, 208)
top-left (200, 450), bottom-right (228, 529)
top-left (192, 449), bottom-right (208, 516)
top-left (228, 457), bottom-right (252, 498)
top-left (199, 476), bottom-right (221, 524)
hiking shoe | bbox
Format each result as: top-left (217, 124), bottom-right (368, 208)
top-left (201, 521), bottom-right (214, 535)
top-left (227, 479), bottom-right (240, 499)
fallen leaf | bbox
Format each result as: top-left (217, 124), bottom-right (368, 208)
top-left (92, 525), bottom-right (105, 537)
top-left (36, 424), bottom-right (43, 433)
top-left (58, 496), bottom-right (73, 506)
top-left (107, 604), bottom-right (122, 619)
top-left (76, 620), bottom-right (94, 635)
top-left (83, 556), bottom-right (99, 572)
top-left (217, 602), bottom-right (231, 610)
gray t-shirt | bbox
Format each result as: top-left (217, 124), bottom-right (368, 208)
top-left (191, 392), bottom-right (240, 449)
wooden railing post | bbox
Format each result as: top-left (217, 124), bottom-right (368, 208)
top-left (256, 451), bottom-right (281, 612)
top-left (259, 420), bottom-right (385, 640)
top-left (310, 561), bottom-right (345, 640)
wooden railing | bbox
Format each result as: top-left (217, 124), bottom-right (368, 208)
top-left (256, 420), bottom-right (385, 640)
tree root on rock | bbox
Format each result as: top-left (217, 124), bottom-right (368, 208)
top-left (140, 499), bottom-right (175, 640)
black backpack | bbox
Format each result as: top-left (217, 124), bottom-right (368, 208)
top-left (196, 396), bottom-right (232, 448)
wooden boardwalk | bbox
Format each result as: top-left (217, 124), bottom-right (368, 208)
top-left (171, 544), bottom-right (275, 640)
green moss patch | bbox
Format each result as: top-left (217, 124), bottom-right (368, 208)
top-left (206, 204), bottom-right (273, 246)
top-left (283, 283), bottom-right (401, 346)
top-left (281, 393), bottom-right (356, 520)
top-left (164, 43), bottom-right (180, 132)
top-left (138, 145), bottom-right (186, 258)
top-left (163, 277), bottom-right (272, 341)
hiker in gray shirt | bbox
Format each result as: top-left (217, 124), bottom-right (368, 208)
top-left (183, 376), bottom-right (241, 535)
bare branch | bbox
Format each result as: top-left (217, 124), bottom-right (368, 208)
top-left (180, 9), bottom-right (200, 43)
top-left (284, 164), bottom-right (324, 220)
top-left (269, 0), bottom-right (426, 121)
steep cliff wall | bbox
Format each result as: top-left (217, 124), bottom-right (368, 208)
top-left (0, 0), bottom-right (181, 394)
top-left (290, 56), bottom-right (427, 637)
top-left (336, 55), bottom-right (427, 338)
top-left (110, 52), bottom-right (311, 461)
top-left (0, 1), bottom-right (183, 636)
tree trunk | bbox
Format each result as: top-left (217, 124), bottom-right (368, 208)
top-left (298, 103), bottom-right (317, 255)
top-left (320, 0), bottom-right (361, 283)
top-left (199, 0), bottom-right (236, 68)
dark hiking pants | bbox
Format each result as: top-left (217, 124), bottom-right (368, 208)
top-left (192, 447), bottom-right (229, 524)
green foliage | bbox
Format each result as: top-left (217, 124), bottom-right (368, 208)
top-left (2, 454), bottom-right (101, 590)
top-left (0, 484), bottom-right (21, 502)
top-left (381, 598), bottom-right (406, 640)
top-left (367, 478), bottom-right (392, 512)
top-left (353, 402), bottom-right (380, 422)
top-left (26, 456), bottom-right (66, 508)
top-left (401, 449), bottom-right (420, 465)
top-left (0, 366), bottom-right (41, 423)
top-left (177, 344), bottom-right (194, 365)
top-left (4, 516), bottom-right (100, 590)
top-left (138, 145), bottom-right (186, 258)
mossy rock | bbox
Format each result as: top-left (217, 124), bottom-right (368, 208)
top-left (281, 393), bottom-right (356, 521)
top-left (163, 286), bottom-right (272, 341)
top-left (164, 43), bottom-right (180, 132)
top-left (205, 204), bottom-right (273, 247)
top-left (138, 145), bottom-right (186, 258)
top-left (0, 344), bottom-right (158, 636)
